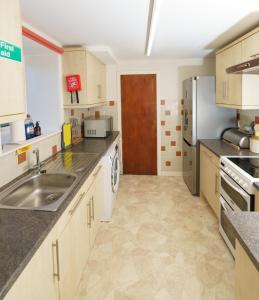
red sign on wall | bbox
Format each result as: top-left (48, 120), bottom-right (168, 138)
top-left (65, 74), bottom-right (82, 92)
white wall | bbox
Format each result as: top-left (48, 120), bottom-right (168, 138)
top-left (106, 58), bottom-right (215, 175)
top-left (0, 133), bottom-right (61, 188)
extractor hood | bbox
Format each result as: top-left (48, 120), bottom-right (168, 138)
top-left (226, 57), bottom-right (259, 74)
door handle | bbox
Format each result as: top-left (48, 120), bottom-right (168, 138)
top-left (52, 240), bottom-right (60, 281)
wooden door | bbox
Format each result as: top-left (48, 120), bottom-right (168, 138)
top-left (121, 74), bottom-right (157, 175)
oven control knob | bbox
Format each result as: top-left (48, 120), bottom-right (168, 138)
top-left (239, 179), bottom-right (243, 185)
top-left (243, 183), bottom-right (248, 189)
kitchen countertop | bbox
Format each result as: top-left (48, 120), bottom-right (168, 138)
top-left (225, 211), bottom-right (259, 271)
top-left (199, 139), bottom-right (259, 158)
top-left (0, 131), bottom-right (119, 299)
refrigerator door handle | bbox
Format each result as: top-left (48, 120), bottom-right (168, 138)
top-left (183, 138), bottom-right (192, 147)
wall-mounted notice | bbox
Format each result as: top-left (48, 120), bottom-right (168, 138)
top-left (0, 40), bottom-right (22, 62)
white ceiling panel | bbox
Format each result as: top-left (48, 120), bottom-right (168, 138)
top-left (21, 0), bottom-right (259, 61)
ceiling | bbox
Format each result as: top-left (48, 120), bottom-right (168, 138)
top-left (21, 0), bottom-right (259, 61)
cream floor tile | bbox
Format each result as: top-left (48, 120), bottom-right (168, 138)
top-left (76, 175), bottom-right (234, 300)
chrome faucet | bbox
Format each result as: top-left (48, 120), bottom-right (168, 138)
top-left (32, 148), bottom-right (41, 173)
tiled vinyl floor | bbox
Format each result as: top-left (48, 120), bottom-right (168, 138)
top-left (77, 175), bottom-right (234, 300)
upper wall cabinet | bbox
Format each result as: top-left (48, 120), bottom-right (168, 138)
top-left (0, 0), bottom-right (26, 123)
top-left (216, 26), bottom-right (259, 109)
top-left (62, 47), bottom-right (106, 108)
top-left (242, 32), bottom-right (259, 62)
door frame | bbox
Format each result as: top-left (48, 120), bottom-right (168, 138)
top-left (117, 71), bottom-right (161, 175)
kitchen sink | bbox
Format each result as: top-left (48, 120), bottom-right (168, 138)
top-left (0, 173), bottom-right (78, 211)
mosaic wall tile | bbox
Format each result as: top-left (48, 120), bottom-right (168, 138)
top-left (176, 151), bottom-right (181, 157)
top-left (160, 99), bottom-right (183, 173)
top-left (161, 120), bottom-right (165, 126)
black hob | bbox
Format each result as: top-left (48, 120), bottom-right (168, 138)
top-left (228, 157), bottom-right (259, 178)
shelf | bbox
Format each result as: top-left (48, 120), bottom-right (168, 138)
top-left (64, 101), bottom-right (107, 109)
top-left (0, 130), bottom-right (61, 157)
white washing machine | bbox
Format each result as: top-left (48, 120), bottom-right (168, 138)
top-left (101, 136), bottom-right (120, 222)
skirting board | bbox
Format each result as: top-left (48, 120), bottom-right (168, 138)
top-left (159, 171), bottom-right (183, 177)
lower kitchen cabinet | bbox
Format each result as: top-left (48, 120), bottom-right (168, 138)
top-left (4, 163), bottom-right (103, 300)
top-left (57, 189), bottom-right (91, 300)
top-left (89, 165), bottom-right (103, 248)
top-left (200, 144), bottom-right (220, 218)
top-left (4, 229), bottom-right (59, 300)
top-left (235, 240), bottom-right (259, 300)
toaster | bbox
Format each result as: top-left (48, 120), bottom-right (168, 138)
top-left (84, 116), bottom-right (113, 138)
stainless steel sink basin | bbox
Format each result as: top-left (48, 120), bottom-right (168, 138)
top-left (0, 173), bottom-right (78, 211)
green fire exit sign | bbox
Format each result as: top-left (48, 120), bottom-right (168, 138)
top-left (0, 40), bottom-right (22, 62)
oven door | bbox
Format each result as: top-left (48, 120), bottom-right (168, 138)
top-left (219, 197), bottom-right (236, 257)
top-left (220, 170), bottom-right (252, 211)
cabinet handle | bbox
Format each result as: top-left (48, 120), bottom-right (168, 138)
top-left (250, 53), bottom-right (259, 58)
top-left (69, 192), bottom-right (86, 215)
top-left (87, 201), bottom-right (91, 228)
top-left (236, 62), bottom-right (250, 70)
top-left (215, 174), bottom-right (219, 195)
top-left (93, 165), bottom-right (102, 177)
top-left (52, 240), bottom-right (60, 281)
top-left (91, 196), bottom-right (95, 221)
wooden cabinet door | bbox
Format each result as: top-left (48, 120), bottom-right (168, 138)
top-left (216, 51), bottom-right (227, 104)
top-left (242, 31), bottom-right (259, 62)
top-left (100, 62), bottom-right (106, 102)
top-left (4, 230), bottom-right (59, 300)
top-left (57, 191), bottom-right (90, 300)
top-left (210, 163), bottom-right (220, 218)
top-left (88, 166), bottom-right (103, 248)
top-left (225, 43), bottom-right (242, 106)
top-left (62, 49), bottom-right (87, 105)
top-left (0, 0), bottom-right (26, 119)
top-left (216, 43), bottom-right (242, 106)
top-left (235, 240), bottom-right (259, 300)
top-left (200, 145), bottom-right (220, 219)
top-left (86, 52), bottom-right (99, 105)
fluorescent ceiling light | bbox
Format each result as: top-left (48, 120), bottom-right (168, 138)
top-left (146, 0), bottom-right (162, 56)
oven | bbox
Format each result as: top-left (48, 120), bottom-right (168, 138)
top-left (219, 170), bottom-right (254, 256)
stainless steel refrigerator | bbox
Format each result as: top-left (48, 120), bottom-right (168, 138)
top-left (182, 76), bottom-right (235, 195)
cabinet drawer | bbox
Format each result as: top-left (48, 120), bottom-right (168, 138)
top-left (200, 144), bottom-right (219, 168)
top-left (54, 162), bottom-right (103, 237)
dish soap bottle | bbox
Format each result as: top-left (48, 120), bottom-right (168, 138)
top-left (24, 114), bottom-right (35, 140)
top-left (34, 121), bottom-right (41, 137)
